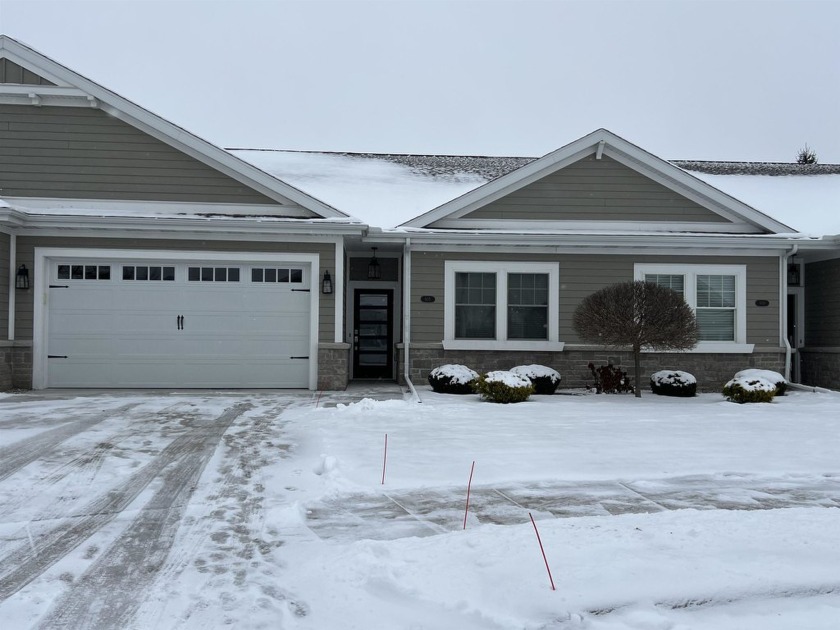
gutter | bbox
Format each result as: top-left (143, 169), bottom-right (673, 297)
top-left (782, 244), bottom-right (798, 381)
top-left (402, 237), bottom-right (420, 402)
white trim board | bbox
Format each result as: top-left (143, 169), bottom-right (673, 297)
top-left (443, 260), bottom-right (563, 351)
top-left (634, 263), bottom-right (753, 353)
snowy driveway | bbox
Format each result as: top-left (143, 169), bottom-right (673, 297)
top-left (0, 392), bottom-right (327, 628)
top-left (1, 388), bottom-right (839, 629)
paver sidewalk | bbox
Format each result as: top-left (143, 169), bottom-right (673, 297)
top-left (306, 474), bottom-right (840, 542)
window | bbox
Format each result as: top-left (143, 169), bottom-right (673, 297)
top-left (57, 264), bottom-right (110, 280)
top-left (455, 272), bottom-right (496, 338)
top-left (188, 267), bottom-right (240, 282)
top-left (122, 265), bottom-right (175, 281)
top-left (251, 267), bottom-right (304, 283)
top-left (444, 261), bottom-right (561, 350)
top-left (507, 273), bottom-right (549, 339)
top-left (637, 264), bottom-right (751, 351)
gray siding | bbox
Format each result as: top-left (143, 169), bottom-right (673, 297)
top-left (462, 155), bottom-right (729, 223)
top-left (0, 233), bottom-right (8, 335)
top-left (804, 258), bottom-right (840, 347)
top-left (0, 59), bottom-right (54, 85)
top-left (411, 251), bottom-right (780, 347)
top-left (0, 105), bottom-right (310, 208)
top-left (14, 237), bottom-right (335, 342)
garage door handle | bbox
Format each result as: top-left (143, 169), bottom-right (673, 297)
top-left (290, 356), bottom-right (309, 359)
top-left (177, 315), bottom-right (184, 330)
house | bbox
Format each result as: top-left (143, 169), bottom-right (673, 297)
top-left (0, 35), bottom-right (363, 391)
top-left (3, 35), bottom-right (839, 392)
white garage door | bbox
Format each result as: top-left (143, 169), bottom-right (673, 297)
top-left (46, 258), bottom-right (313, 388)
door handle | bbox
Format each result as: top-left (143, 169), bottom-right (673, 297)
top-left (177, 315), bottom-right (184, 330)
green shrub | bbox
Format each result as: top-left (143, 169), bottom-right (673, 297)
top-left (723, 376), bottom-right (776, 403)
top-left (510, 365), bottom-right (561, 395)
top-left (734, 369), bottom-right (787, 396)
top-left (428, 364), bottom-right (479, 394)
top-left (650, 370), bottom-right (697, 397)
top-left (475, 371), bottom-right (534, 403)
top-left (587, 363), bottom-right (634, 394)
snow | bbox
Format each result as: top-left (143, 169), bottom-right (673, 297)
top-left (735, 368), bottom-right (786, 385)
top-left (689, 172), bottom-right (840, 236)
top-left (1, 390), bottom-right (840, 629)
top-left (725, 375), bottom-right (777, 393)
top-left (651, 369), bottom-right (697, 385)
top-left (428, 364), bottom-right (479, 384)
top-left (482, 369), bottom-right (533, 388)
top-left (231, 150), bottom-right (486, 228)
top-left (510, 364), bottom-right (562, 382)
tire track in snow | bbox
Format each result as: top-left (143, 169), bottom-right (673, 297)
top-left (0, 402), bottom-right (195, 532)
top-left (134, 399), bottom-right (305, 628)
top-left (0, 403), bottom-right (140, 483)
top-left (0, 403), bottom-right (249, 603)
top-left (35, 402), bottom-right (252, 630)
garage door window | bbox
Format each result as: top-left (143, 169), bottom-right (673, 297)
top-left (188, 267), bottom-right (241, 282)
top-left (57, 264), bottom-right (110, 280)
top-left (251, 267), bottom-right (303, 283)
top-left (122, 265), bottom-right (175, 281)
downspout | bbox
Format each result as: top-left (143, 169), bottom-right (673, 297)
top-left (782, 244), bottom-right (798, 381)
top-left (7, 234), bottom-right (15, 341)
top-left (403, 237), bottom-right (420, 402)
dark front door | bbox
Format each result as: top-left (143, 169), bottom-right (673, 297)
top-left (353, 289), bottom-right (393, 379)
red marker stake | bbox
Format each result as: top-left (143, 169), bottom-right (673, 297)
top-left (463, 460), bottom-right (475, 530)
top-left (529, 512), bottom-right (556, 591)
top-left (381, 433), bottom-right (388, 485)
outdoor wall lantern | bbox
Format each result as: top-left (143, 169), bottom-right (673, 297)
top-left (16, 264), bottom-right (30, 290)
top-left (787, 263), bottom-right (801, 287)
top-left (321, 270), bottom-right (333, 295)
top-left (367, 247), bottom-right (382, 280)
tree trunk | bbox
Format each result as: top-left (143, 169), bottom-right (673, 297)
top-left (633, 346), bottom-right (642, 398)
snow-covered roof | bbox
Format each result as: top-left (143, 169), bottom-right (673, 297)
top-left (232, 148), bottom-right (840, 236)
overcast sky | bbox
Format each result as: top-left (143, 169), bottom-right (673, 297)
top-left (1, 0), bottom-right (838, 162)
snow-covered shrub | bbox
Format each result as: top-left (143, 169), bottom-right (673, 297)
top-left (734, 369), bottom-right (787, 396)
top-left (428, 364), bottom-right (479, 394)
top-left (475, 371), bottom-right (534, 404)
top-left (587, 363), bottom-right (634, 394)
top-left (723, 376), bottom-right (776, 404)
top-left (510, 365), bottom-right (561, 395)
top-left (649, 370), bottom-right (697, 397)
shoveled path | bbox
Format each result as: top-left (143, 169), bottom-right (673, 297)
top-left (306, 473), bottom-right (840, 542)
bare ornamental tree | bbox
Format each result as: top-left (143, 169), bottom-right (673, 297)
top-left (572, 281), bottom-right (699, 398)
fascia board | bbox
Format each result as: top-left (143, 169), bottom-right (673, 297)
top-left (0, 36), bottom-right (348, 220)
top-left (370, 230), bottom-right (816, 249)
top-left (0, 210), bottom-right (366, 236)
top-left (432, 219), bottom-right (761, 234)
top-left (2, 196), bottom-right (316, 218)
top-left (0, 40), bottom-right (73, 86)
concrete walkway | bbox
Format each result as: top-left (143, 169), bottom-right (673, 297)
top-left (306, 473), bottom-right (840, 542)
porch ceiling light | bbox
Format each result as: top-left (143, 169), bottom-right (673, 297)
top-left (368, 247), bottom-right (381, 280)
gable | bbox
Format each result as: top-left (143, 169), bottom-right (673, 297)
top-left (0, 58), bottom-right (54, 85)
top-left (0, 104), bottom-right (304, 207)
top-left (461, 154), bottom-right (730, 224)
top-left (0, 35), bottom-right (347, 219)
top-left (403, 129), bottom-right (794, 234)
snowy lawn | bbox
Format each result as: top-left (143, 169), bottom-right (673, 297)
top-left (0, 389), bottom-right (838, 629)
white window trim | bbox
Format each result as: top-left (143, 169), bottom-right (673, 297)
top-left (634, 263), bottom-right (754, 353)
top-left (444, 261), bottom-right (563, 351)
